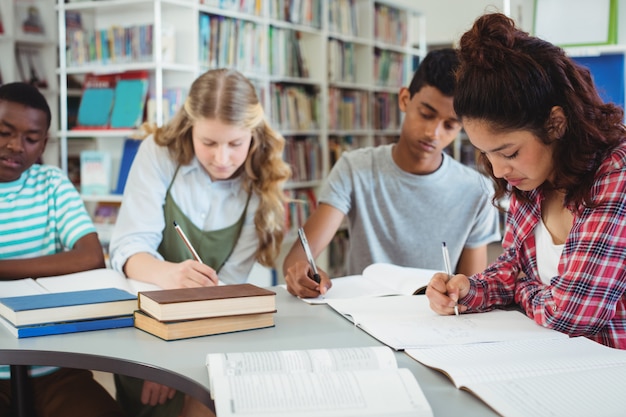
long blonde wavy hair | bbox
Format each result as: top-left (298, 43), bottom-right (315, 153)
top-left (141, 68), bottom-right (291, 267)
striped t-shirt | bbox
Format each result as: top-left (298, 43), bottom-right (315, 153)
top-left (0, 164), bottom-right (95, 258)
top-left (0, 164), bottom-right (96, 379)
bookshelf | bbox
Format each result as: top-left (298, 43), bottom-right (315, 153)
top-left (0, 0), bottom-right (58, 164)
top-left (54, 0), bottom-right (425, 276)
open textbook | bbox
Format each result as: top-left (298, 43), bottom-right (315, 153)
top-left (405, 337), bottom-right (626, 417)
top-left (0, 268), bottom-right (161, 297)
top-left (327, 295), bottom-right (567, 350)
top-left (206, 346), bottom-right (433, 417)
top-left (301, 263), bottom-right (439, 304)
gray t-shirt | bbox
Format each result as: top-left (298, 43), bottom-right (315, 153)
top-left (318, 144), bottom-right (501, 275)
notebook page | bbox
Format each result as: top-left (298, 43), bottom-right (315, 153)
top-left (0, 279), bottom-right (48, 297)
top-left (206, 346), bottom-right (397, 397)
top-left (405, 336), bottom-right (626, 388)
top-left (212, 368), bottom-right (433, 417)
top-left (300, 263), bottom-right (438, 304)
top-left (327, 296), bottom-right (566, 350)
top-left (468, 365), bottom-right (626, 417)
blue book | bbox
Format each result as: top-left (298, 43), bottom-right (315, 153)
top-left (0, 315), bottom-right (134, 339)
top-left (0, 288), bottom-right (137, 327)
top-left (114, 137), bottom-right (142, 195)
top-left (109, 78), bottom-right (149, 128)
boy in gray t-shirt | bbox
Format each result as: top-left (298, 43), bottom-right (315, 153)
top-left (283, 49), bottom-right (501, 299)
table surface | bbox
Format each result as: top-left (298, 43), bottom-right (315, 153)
top-left (0, 287), bottom-right (498, 417)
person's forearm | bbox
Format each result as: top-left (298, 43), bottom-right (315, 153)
top-left (124, 252), bottom-right (171, 287)
top-left (282, 244), bottom-right (308, 277)
top-left (0, 251), bottom-right (105, 279)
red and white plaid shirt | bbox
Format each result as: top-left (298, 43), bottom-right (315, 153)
top-left (463, 141), bottom-right (626, 349)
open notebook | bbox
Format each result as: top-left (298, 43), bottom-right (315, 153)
top-left (300, 263), bottom-right (439, 304)
top-left (0, 268), bottom-right (161, 297)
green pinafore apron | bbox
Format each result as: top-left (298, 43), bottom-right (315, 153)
top-left (115, 166), bottom-right (251, 417)
top-left (157, 167), bottom-right (251, 271)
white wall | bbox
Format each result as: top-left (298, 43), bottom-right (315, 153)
top-left (392, 0), bottom-right (534, 46)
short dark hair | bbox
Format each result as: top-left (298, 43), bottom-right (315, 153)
top-left (408, 48), bottom-right (459, 97)
top-left (0, 82), bottom-right (51, 129)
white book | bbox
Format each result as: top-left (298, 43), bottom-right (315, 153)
top-left (300, 263), bottom-right (438, 304)
top-left (206, 346), bottom-right (433, 417)
top-left (327, 295), bottom-right (567, 350)
top-left (406, 337), bottom-right (626, 417)
top-left (37, 268), bottom-right (160, 295)
top-left (0, 269), bottom-right (161, 298)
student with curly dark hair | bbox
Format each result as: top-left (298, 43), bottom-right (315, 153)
top-left (426, 13), bottom-right (626, 349)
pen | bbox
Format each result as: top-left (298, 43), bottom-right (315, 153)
top-left (297, 227), bottom-right (321, 284)
top-left (173, 221), bottom-right (203, 263)
top-left (441, 242), bottom-right (459, 316)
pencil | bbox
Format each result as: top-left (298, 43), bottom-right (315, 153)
top-left (173, 221), bottom-right (203, 263)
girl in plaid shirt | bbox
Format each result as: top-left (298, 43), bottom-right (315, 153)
top-left (426, 13), bottom-right (626, 349)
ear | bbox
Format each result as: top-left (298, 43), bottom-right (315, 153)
top-left (398, 87), bottom-right (411, 112)
top-left (547, 106), bottom-right (567, 140)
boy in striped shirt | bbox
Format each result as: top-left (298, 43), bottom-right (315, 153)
top-left (0, 82), bottom-right (124, 416)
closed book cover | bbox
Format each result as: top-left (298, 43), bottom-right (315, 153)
top-left (109, 78), bottom-right (149, 128)
top-left (0, 288), bottom-right (137, 327)
top-left (133, 310), bottom-right (275, 341)
top-left (80, 150), bottom-right (112, 195)
top-left (76, 73), bottom-right (116, 128)
top-left (138, 284), bottom-right (276, 322)
top-left (0, 315), bottom-right (134, 339)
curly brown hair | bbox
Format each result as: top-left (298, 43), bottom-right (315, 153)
top-left (454, 13), bottom-right (625, 211)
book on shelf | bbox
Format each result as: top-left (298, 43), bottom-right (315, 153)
top-left (405, 336), bottom-right (626, 417)
top-left (300, 263), bottom-right (439, 304)
top-left (133, 309), bottom-right (275, 341)
top-left (138, 284), bottom-right (276, 322)
top-left (75, 71), bottom-right (149, 129)
top-left (0, 314), bottom-right (133, 339)
top-left (15, 45), bottom-right (48, 89)
top-left (109, 71), bottom-right (150, 129)
top-left (80, 150), bottom-right (112, 195)
top-left (326, 295), bottom-right (568, 351)
top-left (76, 73), bottom-right (117, 128)
top-left (0, 287), bottom-right (137, 327)
top-left (206, 345), bottom-right (433, 417)
top-left (114, 137), bottom-right (143, 195)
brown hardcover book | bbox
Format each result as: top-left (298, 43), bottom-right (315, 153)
top-left (133, 310), bottom-right (275, 341)
top-left (138, 284), bottom-right (276, 322)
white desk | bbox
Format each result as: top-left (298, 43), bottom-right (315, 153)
top-left (0, 287), bottom-right (498, 416)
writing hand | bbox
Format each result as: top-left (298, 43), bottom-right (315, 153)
top-left (140, 381), bottom-right (177, 406)
top-left (425, 272), bottom-right (470, 315)
top-left (285, 260), bottom-right (331, 298)
top-left (163, 259), bottom-right (219, 289)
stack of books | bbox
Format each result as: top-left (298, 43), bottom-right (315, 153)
top-left (133, 284), bottom-right (277, 341)
top-left (0, 288), bottom-right (137, 338)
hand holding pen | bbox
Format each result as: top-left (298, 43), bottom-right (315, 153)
top-left (441, 242), bottom-right (459, 316)
top-left (425, 243), bottom-right (470, 316)
top-left (298, 227), bottom-right (321, 284)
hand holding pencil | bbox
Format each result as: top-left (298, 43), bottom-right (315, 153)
top-left (170, 221), bottom-right (219, 288)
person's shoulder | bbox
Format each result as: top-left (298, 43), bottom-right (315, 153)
top-left (25, 164), bottom-right (66, 185)
top-left (337, 144), bottom-right (391, 165)
top-left (598, 141), bottom-right (626, 174)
